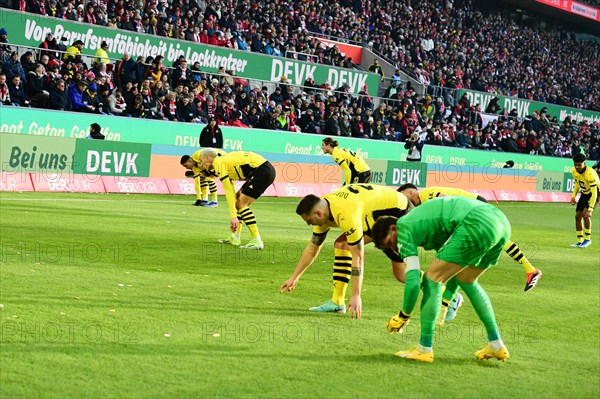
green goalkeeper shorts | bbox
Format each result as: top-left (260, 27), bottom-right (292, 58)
top-left (437, 206), bottom-right (511, 269)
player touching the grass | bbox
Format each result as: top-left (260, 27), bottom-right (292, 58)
top-left (321, 138), bottom-right (371, 185)
top-left (398, 183), bottom-right (542, 294)
top-left (570, 153), bottom-right (599, 248)
top-left (279, 184), bottom-right (410, 318)
top-left (371, 196), bottom-right (511, 363)
top-left (198, 149), bottom-right (276, 250)
top-left (180, 150), bottom-right (224, 207)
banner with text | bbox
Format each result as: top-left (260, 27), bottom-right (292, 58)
top-left (385, 161), bottom-right (428, 187)
top-left (458, 89), bottom-right (600, 124)
top-left (1, 107), bottom-right (583, 173)
top-left (73, 140), bottom-right (151, 176)
top-left (1, 133), bottom-right (151, 177)
top-left (1, 9), bottom-right (380, 96)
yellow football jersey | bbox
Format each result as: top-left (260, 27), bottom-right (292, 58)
top-left (418, 186), bottom-right (478, 204)
top-left (212, 151), bottom-right (267, 182)
top-left (572, 165), bottom-right (599, 209)
top-left (210, 151), bottom-right (267, 218)
top-left (313, 184), bottom-right (409, 245)
top-left (331, 147), bottom-right (370, 185)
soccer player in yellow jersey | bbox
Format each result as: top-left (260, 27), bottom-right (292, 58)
top-left (398, 183), bottom-right (542, 292)
top-left (321, 138), bottom-right (371, 184)
top-left (279, 184), bottom-right (410, 317)
top-left (570, 153), bottom-right (600, 248)
top-left (197, 149), bottom-right (276, 250)
top-left (180, 149), bottom-right (225, 207)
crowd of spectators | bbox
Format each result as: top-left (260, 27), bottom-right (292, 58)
top-left (2, 0), bottom-right (599, 113)
top-left (0, 0), bottom-right (598, 160)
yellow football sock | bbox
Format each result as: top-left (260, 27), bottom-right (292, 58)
top-left (576, 230), bottom-right (584, 243)
top-left (200, 179), bottom-right (209, 201)
top-left (208, 180), bottom-right (218, 201)
top-left (504, 240), bottom-right (536, 274)
top-left (238, 207), bottom-right (260, 240)
top-left (332, 248), bottom-right (352, 306)
top-left (584, 228), bottom-right (591, 241)
top-left (194, 177), bottom-right (202, 200)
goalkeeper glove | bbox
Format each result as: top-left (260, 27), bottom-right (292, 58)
top-left (386, 311), bottom-right (411, 334)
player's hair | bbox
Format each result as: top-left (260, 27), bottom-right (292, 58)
top-left (397, 183), bottom-right (417, 192)
top-left (371, 216), bottom-right (399, 249)
top-left (296, 194), bottom-right (321, 215)
top-left (322, 137), bottom-right (339, 147)
top-left (573, 153), bottom-right (586, 163)
top-left (199, 148), bottom-right (218, 159)
top-left (180, 155), bottom-right (191, 165)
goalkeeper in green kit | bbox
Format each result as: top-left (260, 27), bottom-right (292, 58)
top-left (371, 196), bottom-right (511, 363)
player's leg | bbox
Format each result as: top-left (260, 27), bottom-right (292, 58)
top-left (571, 193), bottom-right (588, 247)
top-left (580, 192), bottom-right (596, 247)
top-left (206, 176), bottom-right (218, 207)
top-left (236, 193), bottom-right (261, 248)
top-left (193, 176), bottom-right (207, 206)
top-left (237, 162), bottom-right (275, 249)
top-left (503, 240), bottom-right (542, 291)
top-left (581, 214), bottom-right (592, 247)
top-left (455, 266), bottom-right (509, 361)
top-left (572, 210), bottom-right (584, 247)
top-left (395, 258), bottom-right (464, 363)
top-left (461, 207), bottom-right (510, 360)
top-left (310, 234), bottom-right (350, 313)
top-left (199, 175), bottom-right (209, 203)
top-left (437, 276), bottom-right (462, 325)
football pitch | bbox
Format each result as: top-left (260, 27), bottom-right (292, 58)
top-left (0, 192), bottom-right (598, 398)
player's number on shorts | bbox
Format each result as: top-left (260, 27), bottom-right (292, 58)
top-left (347, 184), bottom-right (374, 194)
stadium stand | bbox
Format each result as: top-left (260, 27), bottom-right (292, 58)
top-left (0, 0), bottom-right (598, 159)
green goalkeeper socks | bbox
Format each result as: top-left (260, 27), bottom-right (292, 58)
top-left (419, 276), bottom-right (443, 348)
top-left (442, 276), bottom-right (459, 304)
top-left (458, 281), bottom-right (500, 341)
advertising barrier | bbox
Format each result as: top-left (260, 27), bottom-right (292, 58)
top-left (458, 89), bottom-right (600, 124)
top-left (0, 172), bottom-right (34, 191)
top-left (1, 107), bottom-right (581, 173)
top-left (1, 9), bottom-right (380, 96)
top-left (0, 132), bottom-right (582, 202)
top-left (535, 0), bottom-right (600, 21)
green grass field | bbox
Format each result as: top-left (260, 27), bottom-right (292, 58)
top-left (0, 192), bottom-right (598, 398)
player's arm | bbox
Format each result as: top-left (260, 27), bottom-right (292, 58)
top-left (585, 178), bottom-right (598, 216)
top-left (345, 238), bottom-right (365, 320)
top-left (571, 173), bottom-right (580, 204)
top-left (335, 155), bottom-right (352, 185)
top-left (280, 232), bottom-right (328, 293)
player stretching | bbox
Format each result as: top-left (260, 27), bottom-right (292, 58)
top-left (280, 184), bottom-right (410, 317)
top-left (372, 197), bottom-right (511, 363)
top-left (180, 150), bottom-right (224, 207)
top-left (399, 184), bottom-right (542, 292)
top-left (198, 149), bottom-right (276, 250)
top-left (570, 153), bottom-right (599, 248)
top-left (321, 138), bottom-right (371, 185)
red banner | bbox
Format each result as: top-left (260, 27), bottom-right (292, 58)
top-left (274, 182), bottom-right (322, 197)
top-left (31, 173), bottom-right (106, 193)
top-left (468, 189), bottom-right (497, 202)
top-left (535, 0), bottom-right (600, 21)
top-left (102, 177), bottom-right (170, 194)
top-left (493, 190), bottom-right (526, 202)
top-left (165, 178), bottom-right (197, 195)
top-left (0, 173), bottom-right (34, 192)
top-left (315, 37), bottom-right (363, 64)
